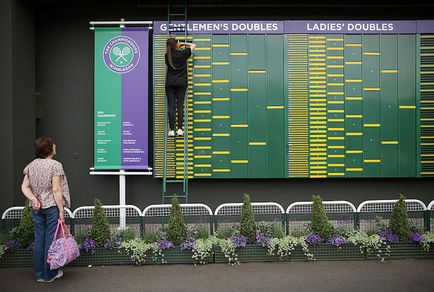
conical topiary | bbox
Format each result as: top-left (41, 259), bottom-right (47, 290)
top-left (91, 199), bottom-right (111, 245)
top-left (311, 195), bottom-right (332, 239)
top-left (167, 195), bottom-right (187, 245)
top-left (390, 194), bottom-right (411, 240)
top-left (240, 193), bottom-right (256, 243)
top-left (16, 201), bottom-right (34, 246)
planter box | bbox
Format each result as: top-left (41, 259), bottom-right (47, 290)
top-left (0, 249), bottom-right (33, 267)
top-left (143, 247), bottom-right (213, 265)
top-left (71, 248), bottom-right (133, 266)
top-left (291, 244), bottom-right (365, 261)
top-left (0, 248), bottom-right (134, 268)
top-left (366, 242), bottom-right (434, 260)
top-left (214, 244), bottom-right (284, 264)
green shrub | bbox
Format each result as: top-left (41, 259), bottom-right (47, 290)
top-left (215, 227), bottom-right (234, 239)
top-left (91, 199), bottom-right (111, 245)
top-left (271, 223), bottom-right (286, 239)
top-left (75, 228), bottom-right (91, 245)
top-left (311, 195), bottom-right (332, 239)
top-left (167, 195), bottom-right (187, 245)
top-left (142, 232), bottom-right (158, 243)
top-left (390, 194), bottom-right (411, 240)
top-left (118, 228), bottom-right (136, 241)
top-left (196, 227), bottom-right (210, 240)
top-left (0, 233), bottom-right (9, 245)
top-left (240, 194), bottom-right (256, 243)
top-left (16, 201), bottom-right (34, 246)
top-left (256, 221), bottom-right (285, 239)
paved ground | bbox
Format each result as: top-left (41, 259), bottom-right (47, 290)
top-left (1, 260), bottom-right (433, 292)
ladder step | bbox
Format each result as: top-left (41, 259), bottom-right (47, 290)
top-left (164, 195), bottom-right (187, 198)
top-left (169, 13), bottom-right (186, 16)
top-left (166, 180), bottom-right (184, 183)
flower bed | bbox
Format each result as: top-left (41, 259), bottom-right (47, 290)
top-left (366, 242), bottom-right (434, 260)
top-left (290, 243), bottom-right (365, 261)
top-left (144, 247), bottom-right (213, 265)
top-left (1, 242), bottom-right (434, 267)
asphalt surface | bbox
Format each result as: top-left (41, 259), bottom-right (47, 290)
top-left (1, 260), bottom-right (433, 292)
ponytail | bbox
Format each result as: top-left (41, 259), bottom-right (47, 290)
top-left (166, 38), bottom-right (177, 70)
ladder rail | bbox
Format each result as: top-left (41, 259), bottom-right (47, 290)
top-left (162, 1), bottom-right (189, 204)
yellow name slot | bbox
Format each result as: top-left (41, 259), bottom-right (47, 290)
top-left (231, 160), bottom-right (248, 164)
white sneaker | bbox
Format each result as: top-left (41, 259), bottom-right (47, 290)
top-left (177, 129), bottom-right (184, 136)
top-left (168, 130), bottom-right (175, 137)
top-left (45, 269), bottom-right (63, 283)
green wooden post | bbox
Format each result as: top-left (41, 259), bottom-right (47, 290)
top-left (70, 217), bottom-right (75, 236)
top-left (285, 213), bottom-right (289, 235)
top-left (354, 212), bottom-right (360, 231)
top-left (209, 215), bottom-right (214, 236)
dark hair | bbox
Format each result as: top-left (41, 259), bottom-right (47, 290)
top-left (166, 38), bottom-right (177, 70)
top-left (34, 136), bottom-right (54, 158)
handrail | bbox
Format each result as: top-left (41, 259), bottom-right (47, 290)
top-left (72, 205), bottom-right (142, 217)
top-left (427, 200), bottom-right (434, 210)
top-left (143, 203), bottom-right (213, 216)
top-left (214, 202), bottom-right (285, 215)
top-left (356, 199), bottom-right (427, 212)
top-left (2, 206), bottom-right (73, 219)
top-left (286, 200), bottom-right (357, 214)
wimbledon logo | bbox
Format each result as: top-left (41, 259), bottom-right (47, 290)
top-left (103, 36), bottom-right (140, 74)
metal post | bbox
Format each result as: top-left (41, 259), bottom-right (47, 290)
top-left (119, 169), bottom-right (126, 229)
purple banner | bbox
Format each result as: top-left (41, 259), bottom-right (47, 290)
top-left (154, 20), bottom-right (434, 35)
top-left (417, 20), bottom-right (434, 33)
top-left (154, 21), bottom-right (284, 34)
top-left (284, 20), bottom-right (417, 34)
top-left (121, 28), bottom-right (149, 169)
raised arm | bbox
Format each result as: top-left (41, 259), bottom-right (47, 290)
top-left (180, 42), bottom-right (196, 51)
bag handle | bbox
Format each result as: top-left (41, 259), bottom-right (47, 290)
top-left (52, 219), bottom-right (68, 241)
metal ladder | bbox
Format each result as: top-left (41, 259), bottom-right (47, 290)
top-left (162, 2), bottom-right (189, 204)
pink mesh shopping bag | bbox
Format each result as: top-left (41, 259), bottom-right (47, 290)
top-left (47, 220), bottom-right (80, 270)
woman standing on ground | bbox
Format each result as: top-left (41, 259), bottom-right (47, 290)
top-left (165, 37), bottom-right (196, 137)
top-left (21, 136), bottom-right (71, 283)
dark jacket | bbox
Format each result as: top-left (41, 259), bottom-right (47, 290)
top-left (165, 47), bottom-right (191, 87)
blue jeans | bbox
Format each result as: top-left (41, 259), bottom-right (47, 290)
top-left (32, 206), bottom-right (59, 281)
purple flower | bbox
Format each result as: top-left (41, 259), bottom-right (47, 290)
top-left (104, 235), bottom-right (123, 249)
top-left (180, 236), bottom-right (196, 251)
top-left (379, 229), bottom-right (399, 243)
top-left (256, 233), bottom-right (272, 248)
top-left (305, 234), bottom-right (324, 245)
top-left (79, 237), bottom-right (98, 254)
top-left (157, 239), bottom-right (174, 250)
top-left (231, 234), bottom-right (248, 249)
top-left (329, 235), bottom-right (348, 247)
top-left (409, 233), bottom-right (423, 244)
top-left (4, 239), bottom-right (23, 251)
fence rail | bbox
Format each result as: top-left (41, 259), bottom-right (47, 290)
top-left (286, 201), bottom-right (357, 235)
top-left (357, 199), bottom-right (427, 233)
top-left (1, 198), bottom-right (433, 236)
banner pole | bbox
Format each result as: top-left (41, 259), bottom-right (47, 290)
top-left (119, 169), bottom-right (126, 229)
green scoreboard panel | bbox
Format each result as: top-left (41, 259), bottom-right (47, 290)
top-left (153, 21), bottom-right (434, 179)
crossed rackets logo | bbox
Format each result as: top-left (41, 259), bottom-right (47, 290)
top-left (103, 35), bottom-right (140, 74)
top-left (111, 44), bottom-right (133, 66)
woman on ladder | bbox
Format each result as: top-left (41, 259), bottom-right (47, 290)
top-left (165, 37), bottom-right (196, 136)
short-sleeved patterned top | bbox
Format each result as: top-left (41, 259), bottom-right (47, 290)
top-left (23, 158), bottom-right (71, 209)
